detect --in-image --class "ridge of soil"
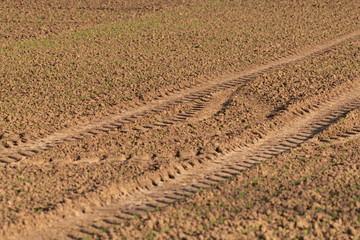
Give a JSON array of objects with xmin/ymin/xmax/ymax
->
[
  {"xmin": 1, "ymin": 0, "xmax": 359, "ymax": 144},
  {"xmin": 2, "ymin": 34, "xmax": 360, "ymax": 239},
  {"xmin": 106, "ymin": 114, "xmax": 360, "ymax": 239},
  {"xmin": 1, "ymin": 29, "xmax": 359, "ymax": 165},
  {"xmin": 18, "ymin": 79, "xmax": 360, "ymax": 240},
  {"xmin": 2, "ymin": 1, "xmax": 360, "ymax": 239}
]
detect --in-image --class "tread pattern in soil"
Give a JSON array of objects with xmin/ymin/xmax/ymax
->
[
  {"xmin": 21, "ymin": 80, "xmax": 360, "ymax": 240},
  {"xmin": 1, "ymin": 29, "xmax": 360, "ymax": 165}
]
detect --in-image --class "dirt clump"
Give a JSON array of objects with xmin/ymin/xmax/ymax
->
[
  {"xmin": 104, "ymin": 118, "xmax": 360, "ymax": 239},
  {"xmin": 1, "ymin": 0, "xmax": 360, "ymax": 239},
  {"xmin": 1, "ymin": 0, "xmax": 359, "ymax": 143},
  {"xmin": 2, "ymin": 37, "xmax": 360, "ymax": 238},
  {"xmin": 0, "ymin": 0, "xmax": 198, "ymax": 45}
]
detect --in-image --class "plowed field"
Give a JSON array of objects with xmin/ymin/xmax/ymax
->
[{"xmin": 1, "ymin": 0, "xmax": 360, "ymax": 239}]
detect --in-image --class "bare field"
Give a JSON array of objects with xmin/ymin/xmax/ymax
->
[
  {"xmin": 106, "ymin": 113, "xmax": 360, "ymax": 239},
  {"xmin": 1, "ymin": 0, "xmax": 360, "ymax": 239},
  {"xmin": 0, "ymin": 0, "xmax": 199, "ymax": 45},
  {"xmin": 1, "ymin": 0, "xmax": 359, "ymax": 142}
]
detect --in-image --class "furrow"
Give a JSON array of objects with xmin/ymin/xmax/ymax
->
[
  {"xmin": 19, "ymin": 81, "xmax": 360, "ymax": 240},
  {"xmin": 1, "ymin": 29, "xmax": 360, "ymax": 165},
  {"xmin": 319, "ymin": 125, "xmax": 360, "ymax": 144}
]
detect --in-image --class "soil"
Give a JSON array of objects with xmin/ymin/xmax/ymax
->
[
  {"xmin": 1, "ymin": 0, "xmax": 359, "ymax": 143},
  {"xmin": 1, "ymin": 0, "xmax": 360, "ymax": 239},
  {"xmin": 0, "ymin": 0, "xmax": 198, "ymax": 45},
  {"xmin": 106, "ymin": 115, "xmax": 360, "ymax": 240}
]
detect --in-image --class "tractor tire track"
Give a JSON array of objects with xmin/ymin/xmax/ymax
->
[
  {"xmin": 319, "ymin": 125, "xmax": 360, "ymax": 144},
  {"xmin": 17, "ymin": 81, "xmax": 360, "ymax": 240},
  {"xmin": 1, "ymin": 29, "xmax": 360, "ymax": 165}
]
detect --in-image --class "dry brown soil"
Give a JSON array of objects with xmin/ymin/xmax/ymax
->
[
  {"xmin": 105, "ymin": 111, "xmax": 360, "ymax": 240},
  {"xmin": 1, "ymin": 0, "xmax": 360, "ymax": 239},
  {"xmin": 1, "ymin": 0, "xmax": 359, "ymax": 142}
]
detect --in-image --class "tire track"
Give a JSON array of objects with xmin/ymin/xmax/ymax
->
[
  {"xmin": 319, "ymin": 125, "xmax": 360, "ymax": 143},
  {"xmin": 18, "ymin": 81, "xmax": 360, "ymax": 240},
  {"xmin": 1, "ymin": 29, "xmax": 360, "ymax": 165}
]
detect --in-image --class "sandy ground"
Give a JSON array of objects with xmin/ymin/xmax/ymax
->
[
  {"xmin": 107, "ymin": 112, "xmax": 360, "ymax": 239},
  {"xmin": 0, "ymin": 0, "xmax": 360, "ymax": 239}
]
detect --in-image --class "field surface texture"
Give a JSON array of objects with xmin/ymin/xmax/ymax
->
[{"xmin": 1, "ymin": 0, "xmax": 360, "ymax": 239}]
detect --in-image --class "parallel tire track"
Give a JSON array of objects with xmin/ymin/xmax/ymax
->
[
  {"xmin": 19, "ymin": 81, "xmax": 360, "ymax": 240},
  {"xmin": 1, "ymin": 29, "xmax": 360, "ymax": 165},
  {"xmin": 319, "ymin": 125, "xmax": 360, "ymax": 143}
]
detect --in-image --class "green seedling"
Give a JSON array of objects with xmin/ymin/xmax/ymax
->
[
  {"xmin": 34, "ymin": 208, "xmax": 42, "ymax": 213},
  {"xmin": 246, "ymin": 201, "xmax": 254, "ymax": 209},
  {"xmin": 146, "ymin": 233, "xmax": 155, "ymax": 239},
  {"xmin": 239, "ymin": 191, "xmax": 247, "ymax": 198},
  {"xmin": 315, "ymin": 207, "xmax": 323, "ymax": 212},
  {"xmin": 162, "ymin": 226, "xmax": 170, "ymax": 233}
]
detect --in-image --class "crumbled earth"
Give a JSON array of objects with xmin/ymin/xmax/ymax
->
[
  {"xmin": 106, "ymin": 120, "xmax": 360, "ymax": 239},
  {"xmin": 1, "ymin": 0, "xmax": 359, "ymax": 141},
  {"xmin": 0, "ymin": 0, "xmax": 199, "ymax": 45},
  {"xmin": 0, "ymin": 0, "xmax": 360, "ymax": 239}
]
